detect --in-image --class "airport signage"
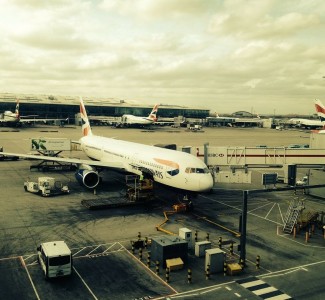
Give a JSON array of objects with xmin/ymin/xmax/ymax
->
[{"xmin": 31, "ymin": 138, "xmax": 71, "ymax": 151}]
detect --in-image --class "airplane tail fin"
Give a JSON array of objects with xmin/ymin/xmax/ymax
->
[
  {"xmin": 15, "ymin": 98, "xmax": 20, "ymax": 118},
  {"xmin": 315, "ymin": 99, "xmax": 325, "ymax": 122},
  {"xmin": 148, "ymin": 104, "xmax": 159, "ymax": 122},
  {"xmin": 79, "ymin": 97, "xmax": 92, "ymax": 136}
]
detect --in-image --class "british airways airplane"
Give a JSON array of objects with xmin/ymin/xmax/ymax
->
[
  {"xmin": 0, "ymin": 98, "xmax": 67, "ymax": 127},
  {"xmin": 1, "ymin": 97, "xmax": 214, "ymax": 194},
  {"xmin": 315, "ymin": 99, "xmax": 325, "ymax": 123},
  {"xmin": 118, "ymin": 104, "xmax": 159, "ymax": 127}
]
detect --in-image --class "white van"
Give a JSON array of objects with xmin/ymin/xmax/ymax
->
[{"xmin": 37, "ymin": 241, "xmax": 72, "ymax": 279}]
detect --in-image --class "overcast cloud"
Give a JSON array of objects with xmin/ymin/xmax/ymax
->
[{"xmin": 1, "ymin": 0, "xmax": 325, "ymax": 114}]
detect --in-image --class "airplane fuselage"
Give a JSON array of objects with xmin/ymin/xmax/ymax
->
[
  {"xmin": 0, "ymin": 111, "xmax": 19, "ymax": 123},
  {"xmin": 80, "ymin": 135, "xmax": 213, "ymax": 192},
  {"xmin": 121, "ymin": 115, "xmax": 154, "ymax": 126}
]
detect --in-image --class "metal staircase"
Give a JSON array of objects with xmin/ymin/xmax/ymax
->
[{"xmin": 283, "ymin": 199, "xmax": 305, "ymax": 234}]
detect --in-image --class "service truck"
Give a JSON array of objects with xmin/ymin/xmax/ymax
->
[
  {"xmin": 24, "ymin": 176, "xmax": 69, "ymax": 196},
  {"xmin": 37, "ymin": 241, "xmax": 72, "ymax": 279}
]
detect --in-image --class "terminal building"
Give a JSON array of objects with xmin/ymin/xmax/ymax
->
[
  {"xmin": 0, "ymin": 93, "xmax": 210, "ymax": 125},
  {"xmin": 0, "ymin": 92, "xmax": 277, "ymax": 128}
]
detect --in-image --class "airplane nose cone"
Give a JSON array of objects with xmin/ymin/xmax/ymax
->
[{"xmin": 199, "ymin": 175, "xmax": 214, "ymax": 192}]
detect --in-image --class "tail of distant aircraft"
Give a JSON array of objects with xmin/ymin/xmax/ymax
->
[
  {"xmin": 148, "ymin": 104, "xmax": 159, "ymax": 122},
  {"xmin": 80, "ymin": 97, "xmax": 92, "ymax": 136},
  {"xmin": 15, "ymin": 98, "xmax": 20, "ymax": 118},
  {"xmin": 315, "ymin": 99, "xmax": 325, "ymax": 122}
]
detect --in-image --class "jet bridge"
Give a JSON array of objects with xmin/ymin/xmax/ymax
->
[{"xmin": 200, "ymin": 147, "xmax": 325, "ymax": 166}]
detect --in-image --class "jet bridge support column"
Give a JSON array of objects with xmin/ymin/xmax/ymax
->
[
  {"xmin": 204, "ymin": 143, "xmax": 209, "ymax": 166},
  {"xmin": 239, "ymin": 190, "xmax": 248, "ymax": 266}
]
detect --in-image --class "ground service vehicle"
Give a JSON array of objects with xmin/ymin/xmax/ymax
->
[
  {"xmin": 24, "ymin": 177, "xmax": 69, "ymax": 196},
  {"xmin": 296, "ymin": 176, "xmax": 308, "ymax": 186},
  {"xmin": 0, "ymin": 147, "xmax": 18, "ymax": 161},
  {"xmin": 37, "ymin": 241, "xmax": 72, "ymax": 279}
]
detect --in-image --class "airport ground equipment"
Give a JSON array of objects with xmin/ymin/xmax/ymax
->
[
  {"xmin": 81, "ymin": 196, "xmax": 148, "ymax": 210},
  {"xmin": 283, "ymin": 199, "xmax": 305, "ymax": 234},
  {"xmin": 0, "ymin": 147, "xmax": 18, "ymax": 161},
  {"xmin": 296, "ymin": 176, "xmax": 308, "ymax": 186},
  {"xmin": 30, "ymin": 161, "xmax": 77, "ymax": 172},
  {"xmin": 37, "ymin": 241, "xmax": 72, "ymax": 279},
  {"xmin": 126, "ymin": 175, "xmax": 154, "ymax": 202},
  {"xmin": 156, "ymin": 203, "xmax": 191, "ymax": 235},
  {"xmin": 24, "ymin": 176, "xmax": 69, "ymax": 197},
  {"xmin": 82, "ymin": 176, "xmax": 154, "ymax": 209},
  {"xmin": 28, "ymin": 138, "xmax": 75, "ymax": 171}
]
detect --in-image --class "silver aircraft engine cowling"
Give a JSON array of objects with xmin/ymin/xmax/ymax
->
[{"xmin": 75, "ymin": 165, "xmax": 100, "ymax": 189}]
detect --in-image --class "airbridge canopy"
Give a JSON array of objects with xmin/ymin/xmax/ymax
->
[{"xmin": 203, "ymin": 147, "xmax": 325, "ymax": 166}]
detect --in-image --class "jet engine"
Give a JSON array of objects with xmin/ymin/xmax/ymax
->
[{"xmin": 75, "ymin": 165, "xmax": 100, "ymax": 189}]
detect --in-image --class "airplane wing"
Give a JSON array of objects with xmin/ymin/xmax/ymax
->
[{"xmin": 0, "ymin": 152, "xmax": 125, "ymax": 169}]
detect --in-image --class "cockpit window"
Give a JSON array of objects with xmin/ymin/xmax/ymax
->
[
  {"xmin": 185, "ymin": 167, "xmax": 210, "ymax": 174},
  {"xmin": 167, "ymin": 169, "xmax": 179, "ymax": 176}
]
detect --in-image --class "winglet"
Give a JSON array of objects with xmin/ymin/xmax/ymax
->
[{"xmin": 80, "ymin": 97, "xmax": 92, "ymax": 136}]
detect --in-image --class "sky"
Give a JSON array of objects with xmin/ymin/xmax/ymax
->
[{"xmin": 1, "ymin": 0, "xmax": 325, "ymax": 115}]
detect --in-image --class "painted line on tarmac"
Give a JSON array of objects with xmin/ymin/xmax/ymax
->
[
  {"xmin": 202, "ymin": 194, "xmax": 283, "ymax": 225},
  {"xmin": 155, "ymin": 282, "xmax": 234, "ymax": 299},
  {"xmin": 125, "ymin": 248, "xmax": 178, "ymax": 295},
  {"xmin": 102, "ymin": 242, "xmax": 118, "ymax": 254},
  {"xmin": 247, "ymin": 201, "xmax": 274, "ymax": 213},
  {"xmin": 265, "ymin": 203, "xmax": 277, "ymax": 219},
  {"xmin": 20, "ymin": 256, "xmax": 40, "ymax": 300},
  {"xmin": 261, "ymin": 259, "xmax": 325, "ymax": 279},
  {"xmin": 73, "ymin": 266, "xmax": 98, "ymax": 300},
  {"xmin": 277, "ymin": 232, "xmax": 325, "ymax": 249}
]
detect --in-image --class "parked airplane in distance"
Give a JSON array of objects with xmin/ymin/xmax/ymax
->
[
  {"xmin": 314, "ymin": 99, "xmax": 325, "ymax": 123},
  {"xmin": 0, "ymin": 99, "xmax": 67, "ymax": 127},
  {"xmin": 1, "ymin": 98, "xmax": 213, "ymax": 196},
  {"xmin": 117, "ymin": 104, "xmax": 159, "ymax": 127},
  {"xmin": 285, "ymin": 116, "xmax": 323, "ymax": 129},
  {"xmin": 0, "ymin": 100, "xmax": 20, "ymax": 126}
]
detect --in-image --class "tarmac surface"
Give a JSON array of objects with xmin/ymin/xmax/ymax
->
[{"xmin": 0, "ymin": 125, "xmax": 324, "ymax": 300}]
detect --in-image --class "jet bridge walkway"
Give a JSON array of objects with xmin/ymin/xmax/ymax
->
[{"xmin": 203, "ymin": 146, "xmax": 325, "ymax": 166}]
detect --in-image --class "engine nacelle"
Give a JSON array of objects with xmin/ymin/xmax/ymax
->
[{"xmin": 75, "ymin": 167, "xmax": 100, "ymax": 189}]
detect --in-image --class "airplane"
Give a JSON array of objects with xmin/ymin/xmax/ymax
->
[
  {"xmin": 285, "ymin": 101, "xmax": 324, "ymax": 129},
  {"xmin": 314, "ymin": 99, "xmax": 325, "ymax": 123},
  {"xmin": 284, "ymin": 117, "xmax": 323, "ymax": 129},
  {"xmin": 0, "ymin": 99, "xmax": 68, "ymax": 127},
  {"xmin": 0, "ymin": 100, "xmax": 20, "ymax": 126},
  {"xmin": 1, "ymin": 97, "xmax": 214, "ymax": 195},
  {"xmin": 282, "ymin": 99, "xmax": 325, "ymax": 130},
  {"xmin": 117, "ymin": 104, "xmax": 159, "ymax": 127}
]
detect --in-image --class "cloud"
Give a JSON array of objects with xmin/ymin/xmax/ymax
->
[
  {"xmin": 208, "ymin": 0, "xmax": 321, "ymax": 39},
  {"xmin": 0, "ymin": 0, "xmax": 325, "ymax": 114}
]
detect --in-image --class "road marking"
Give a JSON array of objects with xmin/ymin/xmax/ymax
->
[
  {"xmin": 87, "ymin": 244, "xmax": 102, "ymax": 255},
  {"xmin": 278, "ymin": 203, "xmax": 285, "ymax": 223},
  {"xmin": 241, "ymin": 279, "xmax": 264, "ymax": 288},
  {"xmin": 102, "ymin": 242, "xmax": 117, "ymax": 253},
  {"xmin": 265, "ymin": 203, "xmax": 276, "ymax": 219},
  {"xmin": 20, "ymin": 256, "xmax": 41, "ymax": 300},
  {"xmin": 202, "ymin": 195, "xmax": 283, "ymax": 225},
  {"xmin": 237, "ymin": 277, "xmax": 293, "ymax": 300},
  {"xmin": 73, "ymin": 266, "xmax": 98, "ymax": 300}
]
